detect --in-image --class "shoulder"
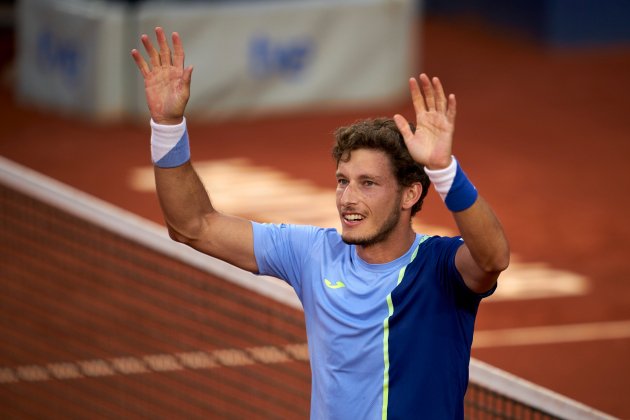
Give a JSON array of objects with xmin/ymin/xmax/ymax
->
[
  {"xmin": 419, "ymin": 235, "xmax": 496, "ymax": 298},
  {"xmin": 420, "ymin": 235, "xmax": 464, "ymax": 255},
  {"xmin": 252, "ymin": 222, "xmax": 342, "ymax": 248},
  {"xmin": 252, "ymin": 221, "xmax": 337, "ymax": 237},
  {"xmin": 411, "ymin": 235, "xmax": 465, "ymax": 277},
  {"xmin": 251, "ymin": 222, "xmax": 347, "ymax": 284}
]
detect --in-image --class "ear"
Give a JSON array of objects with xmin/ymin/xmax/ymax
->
[{"xmin": 401, "ymin": 183, "xmax": 422, "ymax": 211}]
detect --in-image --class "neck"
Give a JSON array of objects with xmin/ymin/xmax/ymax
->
[{"xmin": 355, "ymin": 226, "xmax": 417, "ymax": 265}]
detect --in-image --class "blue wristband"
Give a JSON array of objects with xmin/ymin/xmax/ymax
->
[{"xmin": 424, "ymin": 157, "xmax": 478, "ymax": 212}]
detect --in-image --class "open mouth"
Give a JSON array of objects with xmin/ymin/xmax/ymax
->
[{"xmin": 342, "ymin": 213, "xmax": 365, "ymax": 224}]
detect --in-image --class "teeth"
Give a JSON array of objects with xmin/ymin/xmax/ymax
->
[{"xmin": 344, "ymin": 214, "xmax": 364, "ymax": 221}]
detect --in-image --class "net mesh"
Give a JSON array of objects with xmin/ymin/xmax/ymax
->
[
  {"xmin": 0, "ymin": 163, "xmax": 610, "ymax": 419},
  {"xmin": 465, "ymin": 383, "xmax": 559, "ymax": 419},
  {"xmin": 0, "ymin": 182, "xmax": 310, "ymax": 419}
]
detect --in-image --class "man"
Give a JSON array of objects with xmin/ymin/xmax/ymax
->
[{"xmin": 132, "ymin": 27, "xmax": 509, "ymax": 419}]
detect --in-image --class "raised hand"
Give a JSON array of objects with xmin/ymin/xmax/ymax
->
[
  {"xmin": 393, "ymin": 74, "xmax": 457, "ymax": 170},
  {"xmin": 131, "ymin": 27, "xmax": 193, "ymax": 125}
]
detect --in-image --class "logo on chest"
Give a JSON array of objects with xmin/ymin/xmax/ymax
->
[{"xmin": 324, "ymin": 279, "xmax": 346, "ymax": 289}]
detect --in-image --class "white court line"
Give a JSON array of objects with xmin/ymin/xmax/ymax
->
[
  {"xmin": 473, "ymin": 320, "xmax": 630, "ymax": 348},
  {"xmin": 0, "ymin": 343, "xmax": 310, "ymax": 384},
  {"xmin": 2, "ymin": 320, "xmax": 629, "ymax": 384}
]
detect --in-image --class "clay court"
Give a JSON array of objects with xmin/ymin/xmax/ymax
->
[{"xmin": 1, "ymin": 11, "xmax": 630, "ymax": 419}]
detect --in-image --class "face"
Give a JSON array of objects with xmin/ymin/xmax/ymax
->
[{"xmin": 335, "ymin": 149, "xmax": 404, "ymax": 247}]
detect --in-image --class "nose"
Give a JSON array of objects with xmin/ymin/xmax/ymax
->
[{"xmin": 338, "ymin": 182, "xmax": 358, "ymax": 206}]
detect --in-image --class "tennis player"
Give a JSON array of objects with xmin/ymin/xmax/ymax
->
[{"xmin": 132, "ymin": 27, "xmax": 510, "ymax": 419}]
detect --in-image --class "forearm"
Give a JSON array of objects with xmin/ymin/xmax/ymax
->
[
  {"xmin": 154, "ymin": 162, "xmax": 215, "ymax": 243},
  {"xmin": 452, "ymin": 196, "xmax": 510, "ymax": 273}
]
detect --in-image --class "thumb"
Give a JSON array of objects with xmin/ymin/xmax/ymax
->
[
  {"xmin": 183, "ymin": 65, "xmax": 193, "ymax": 85},
  {"xmin": 393, "ymin": 114, "xmax": 414, "ymax": 142}
]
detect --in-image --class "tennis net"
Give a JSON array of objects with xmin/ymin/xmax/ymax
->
[{"xmin": 0, "ymin": 157, "xmax": 614, "ymax": 419}]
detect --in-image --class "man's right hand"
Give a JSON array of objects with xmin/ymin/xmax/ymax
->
[{"xmin": 131, "ymin": 27, "xmax": 193, "ymax": 125}]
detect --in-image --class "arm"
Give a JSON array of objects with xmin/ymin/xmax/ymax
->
[
  {"xmin": 131, "ymin": 27, "xmax": 258, "ymax": 273},
  {"xmin": 393, "ymin": 74, "xmax": 509, "ymax": 293}
]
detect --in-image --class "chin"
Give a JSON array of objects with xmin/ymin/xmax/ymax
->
[
  {"xmin": 341, "ymin": 218, "xmax": 399, "ymax": 247},
  {"xmin": 341, "ymin": 234, "xmax": 360, "ymax": 245},
  {"xmin": 341, "ymin": 231, "xmax": 379, "ymax": 247},
  {"xmin": 340, "ymin": 228, "xmax": 361, "ymax": 244}
]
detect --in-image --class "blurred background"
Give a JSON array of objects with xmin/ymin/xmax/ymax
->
[{"xmin": 1, "ymin": 0, "xmax": 630, "ymax": 418}]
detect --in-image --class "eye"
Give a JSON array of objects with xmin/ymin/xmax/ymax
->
[
  {"xmin": 363, "ymin": 180, "xmax": 375, "ymax": 187},
  {"xmin": 337, "ymin": 178, "xmax": 348, "ymax": 186}
]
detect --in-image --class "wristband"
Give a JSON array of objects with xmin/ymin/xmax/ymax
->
[
  {"xmin": 151, "ymin": 118, "xmax": 190, "ymax": 168},
  {"xmin": 424, "ymin": 156, "xmax": 478, "ymax": 212}
]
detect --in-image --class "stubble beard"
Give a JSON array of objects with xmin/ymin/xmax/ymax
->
[{"xmin": 341, "ymin": 203, "xmax": 401, "ymax": 248}]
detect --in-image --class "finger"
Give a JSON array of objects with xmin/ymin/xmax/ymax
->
[
  {"xmin": 393, "ymin": 114, "xmax": 414, "ymax": 142},
  {"xmin": 183, "ymin": 65, "xmax": 193, "ymax": 85},
  {"xmin": 432, "ymin": 76, "xmax": 447, "ymax": 113},
  {"xmin": 172, "ymin": 32, "xmax": 185, "ymax": 69},
  {"xmin": 409, "ymin": 77, "xmax": 427, "ymax": 117},
  {"xmin": 446, "ymin": 94, "xmax": 457, "ymax": 124},
  {"xmin": 131, "ymin": 49, "xmax": 150, "ymax": 77},
  {"xmin": 419, "ymin": 73, "xmax": 436, "ymax": 111},
  {"xmin": 141, "ymin": 34, "xmax": 160, "ymax": 68},
  {"xmin": 155, "ymin": 27, "xmax": 172, "ymax": 66}
]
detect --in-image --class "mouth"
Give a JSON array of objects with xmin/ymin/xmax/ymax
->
[{"xmin": 342, "ymin": 213, "xmax": 365, "ymax": 226}]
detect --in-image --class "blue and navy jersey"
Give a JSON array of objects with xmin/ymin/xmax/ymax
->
[{"xmin": 252, "ymin": 222, "xmax": 495, "ymax": 420}]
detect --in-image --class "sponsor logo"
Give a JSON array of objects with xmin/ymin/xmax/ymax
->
[
  {"xmin": 324, "ymin": 279, "xmax": 345, "ymax": 289},
  {"xmin": 36, "ymin": 29, "xmax": 84, "ymax": 88},
  {"xmin": 249, "ymin": 35, "xmax": 314, "ymax": 80}
]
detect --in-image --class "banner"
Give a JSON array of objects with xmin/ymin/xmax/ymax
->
[
  {"xmin": 17, "ymin": 0, "xmax": 417, "ymax": 120},
  {"xmin": 135, "ymin": 0, "xmax": 416, "ymax": 119},
  {"xmin": 17, "ymin": 0, "xmax": 128, "ymax": 119}
]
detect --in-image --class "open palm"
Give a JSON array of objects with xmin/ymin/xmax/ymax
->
[
  {"xmin": 394, "ymin": 74, "xmax": 456, "ymax": 170},
  {"xmin": 131, "ymin": 27, "xmax": 193, "ymax": 125}
]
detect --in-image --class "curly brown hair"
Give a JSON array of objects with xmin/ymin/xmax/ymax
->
[{"xmin": 332, "ymin": 118, "xmax": 430, "ymax": 216}]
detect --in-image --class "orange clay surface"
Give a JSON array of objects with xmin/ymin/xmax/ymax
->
[{"xmin": 1, "ymin": 17, "xmax": 629, "ymax": 418}]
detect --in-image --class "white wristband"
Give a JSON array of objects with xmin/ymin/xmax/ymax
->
[{"xmin": 150, "ymin": 118, "xmax": 190, "ymax": 168}]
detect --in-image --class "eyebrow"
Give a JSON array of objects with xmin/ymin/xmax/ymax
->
[{"xmin": 335, "ymin": 172, "xmax": 385, "ymax": 182}]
